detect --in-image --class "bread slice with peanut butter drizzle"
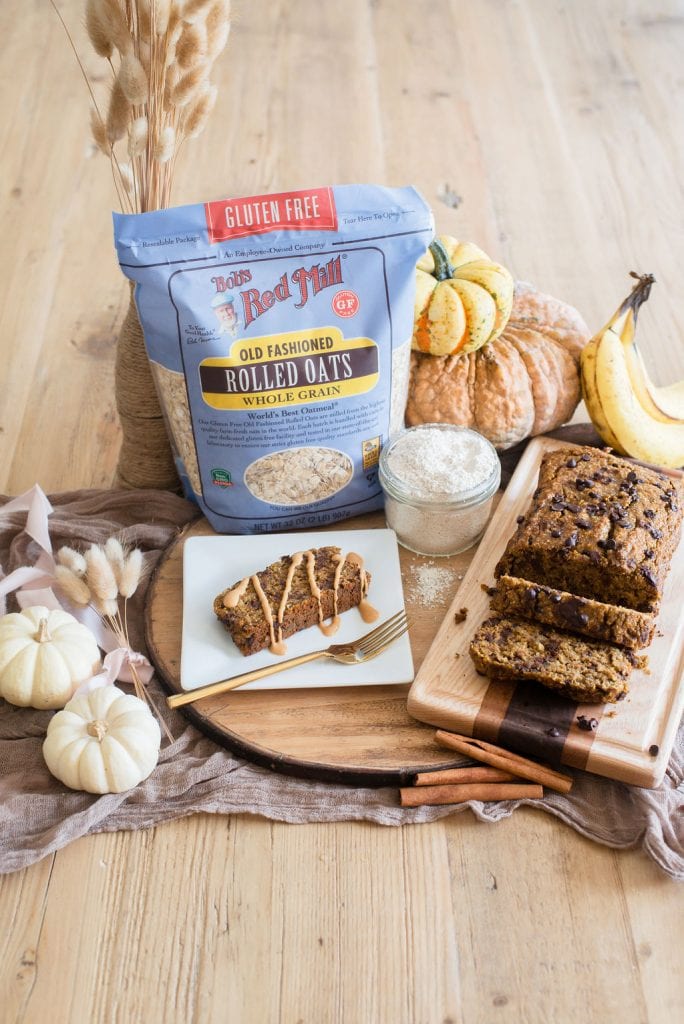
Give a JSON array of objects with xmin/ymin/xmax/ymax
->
[{"xmin": 213, "ymin": 546, "xmax": 376, "ymax": 657}]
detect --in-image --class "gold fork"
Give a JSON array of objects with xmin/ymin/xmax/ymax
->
[{"xmin": 166, "ymin": 610, "xmax": 410, "ymax": 709}]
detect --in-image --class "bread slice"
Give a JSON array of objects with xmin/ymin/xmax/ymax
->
[
  {"xmin": 491, "ymin": 575, "xmax": 656, "ymax": 651},
  {"xmin": 213, "ymin": 546, "xmax": 369, "ymax": 656},
  {"xmin": 469, "ymin": 616, "xmax": 646, "ymax": 704}
]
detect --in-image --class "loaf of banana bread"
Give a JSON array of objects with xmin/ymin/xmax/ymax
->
[
  {"xmin": 213, "ymin": 546, "xmax": 369, "ymax": 656},
  {"xmin": 491, "ymin": 574, "xmax": 656, "ymax": 650},
  {"xmin": 469, "ymin": 615, "xmax": 645, "ymax": 703},
  {"xmin": 495, "ymin": 447, "xmax": 683, "ymax": 611}
]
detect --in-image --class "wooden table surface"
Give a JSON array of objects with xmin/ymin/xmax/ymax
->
[{"xmin": 1, "ymin": 2, "xmax": 683, "ymax": 1021}]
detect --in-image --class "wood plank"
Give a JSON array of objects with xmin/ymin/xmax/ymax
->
[
  {"xmin": 524, "ymin": 0, "xmax": 684, "ymax": 372},
  {"xmin": 446, "ymin": 812, "xmax": 654, "ymax": 1023},
  {"xmin": 621, "ymin": 843, "xmax": 684, "ymax": 1020},
  {"xmin": 5, "ymin": 812, "xmax": 679, "ymax": 1024},
  {"xmin": 0, "ymin": 856, "xmax": 55, "ymax": 1023},
  {"xmin": 0, "ymin": 1, "xmax": 121, "ymax": 493}
]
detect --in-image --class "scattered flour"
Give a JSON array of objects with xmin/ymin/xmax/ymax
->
[{"xmin": 407, "ymin": 562, "xmax": 460, "ymax": 607}]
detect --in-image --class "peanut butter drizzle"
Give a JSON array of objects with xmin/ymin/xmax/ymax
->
[
  {"xmin": 249, "ymin": 573, "xmax": 277, "ymax": 652},
  {"xmin": 222, "ymin": 575, "xmax": 251, "ymax": 609},
  {"xmin": 273, "ymin": 551, "xmax": 305, "ymax": 655},
  {"xmin": 346, "ymin": 551, "xmax": 379, "ymax": 623},
  {"xmin": 304, "ymin": 549, "xmax": 326, "ymax": 634},
  {"xmin": 319, "ymin": 551, "xmax": 347, "ymax": 637},
  {"xmin": 221, "ymin": 547, "xmax": 377, "ymax": 658}
]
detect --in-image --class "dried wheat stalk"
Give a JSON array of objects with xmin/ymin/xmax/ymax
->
[
  {"xmin": 55, "ymin": 538, "xmax": 174, "ymax": 743},
  {"xmin": 54, "ymin": 0, "xmax": 232, "ymax": 213}
]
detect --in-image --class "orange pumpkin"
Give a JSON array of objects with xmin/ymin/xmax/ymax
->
[{"xmin": 407, "ymin": 282, "xmax": 590, "ymax": 448}]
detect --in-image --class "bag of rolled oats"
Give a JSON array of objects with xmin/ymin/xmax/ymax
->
[{"xmin": 114, "ymin": 185, "xmax": 433, "ymax": 533}]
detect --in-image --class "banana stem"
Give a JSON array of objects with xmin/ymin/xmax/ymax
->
[
  {"xmin": 619, "ymin": 272, "xmax": 656, "ymax": 324},
  {"xmin": 429, "ymin": 239, "xmax": 455, "ymax": 282}
]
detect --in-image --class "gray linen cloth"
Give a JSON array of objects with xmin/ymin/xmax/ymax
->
[{"xmin": 0, "ymin": 485, "xmax": 682, "ymax": 879}]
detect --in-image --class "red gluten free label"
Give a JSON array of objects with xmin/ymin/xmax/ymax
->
[
  {"xmin": 205, "ymin": 188, "xmax": 338, "ymax": 243},
  {"xmin": 332, "ymin": 289, "xmax": 360, "ymax": 318}
]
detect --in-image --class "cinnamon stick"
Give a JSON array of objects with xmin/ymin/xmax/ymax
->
[
  {"xmin": 400, "ymin": 782, "xmax": 544, "ymax": 807},
  {"xmin": 434, "ymin": 730, "xmax": 573, "ymax": 794},
  {"xmin": 414, "ymin": 766, "xmax": 517, "ymax": 787}
]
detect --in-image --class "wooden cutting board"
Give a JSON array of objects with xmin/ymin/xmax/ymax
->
[
  {"xmin": 407, "ymin": 437, "xmax": 684, "ymax": 788},
  {"xmin": 145, "ymin": 512, "xmax": 478, "ymax": 786}
]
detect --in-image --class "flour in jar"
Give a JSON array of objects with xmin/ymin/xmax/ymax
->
[
  {"xmin": 379, "ymin": 424, "xmax": 501, "ymax": 556},
  {"xmin": 384, "ymin": 426, "xmax": 499, "ymax": 500}
]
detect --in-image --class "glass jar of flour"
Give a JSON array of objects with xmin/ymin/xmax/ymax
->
[{"xmin": 378, "ymin": 424, "xmax": 501, "ymax": 556}]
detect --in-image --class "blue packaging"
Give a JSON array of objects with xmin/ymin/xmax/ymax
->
[{"xmin": 114, "ymin": 184, "xmax": 433, "ymax": 533}]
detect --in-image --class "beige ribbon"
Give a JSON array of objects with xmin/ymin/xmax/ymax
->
[{"xmin": 0, "ymin": 484, "xmax": 153, "ymax": 686}]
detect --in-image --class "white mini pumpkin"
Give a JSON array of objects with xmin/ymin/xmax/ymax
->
[
  {"xmin": 0, "ymin": 605, "xmax": 101, "ymax": 709},
  {"xmin": 43, "ymin": 686, "xmax": 161, "ymax": 793}
]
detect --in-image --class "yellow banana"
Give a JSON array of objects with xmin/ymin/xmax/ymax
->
[
  {"xmin": 606, "ymin": 273, "xmax": 684, "ymax": 423},
  {"xmin": 653, "ymin": 380, "xmax": 684, "ymax": 418},
  {"xmin": 580, "ymin": 336, "xmax": 624, "ymax": 451},
  {"xmin": 592, "ymin": 316, "xmax": 684, "ymax": 469},
  {"xmin": 581, "ymin": 273, "xmax": 684, "ymax": 467},
  {"xmin": 624, "ymin": 336, "xmax": 684, "ymax": 422}
]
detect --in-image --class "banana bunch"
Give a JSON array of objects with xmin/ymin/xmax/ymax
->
[{"xmin": 581, "ymin": 273, "xmax": 684, "ymax": 469}]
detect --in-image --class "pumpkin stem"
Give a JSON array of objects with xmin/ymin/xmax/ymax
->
[
  {"xmin": 36, "ymin": 618, "xmax": 51, "ymax": 643},
  {"xmin": 621, "ymin": 272, "xmax": 655, "ymax": 323},
  {"xmin": 429, "ymin": 239, "xmax": 455, "ymax": 283},
  {"xmin": 87, "ymin": 720, "xmax": 108, "ymax": 742}
]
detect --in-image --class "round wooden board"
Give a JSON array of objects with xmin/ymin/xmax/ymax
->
[{"xmin": 145, "ymin": 514, "xmax": 474, "ymax": 786}]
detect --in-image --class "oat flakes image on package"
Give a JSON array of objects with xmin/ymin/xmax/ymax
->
[{"xmin": 244, "ymin": 447, "xmax": 353, "ymax": 506}]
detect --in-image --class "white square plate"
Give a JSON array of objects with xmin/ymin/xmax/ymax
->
[{"xmin": 181, "ymin": 529, "xmax": 414, "ymax": 690}]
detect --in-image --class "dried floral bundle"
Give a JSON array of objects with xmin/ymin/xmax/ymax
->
[
  {"xmin": 55, "ymin": 538, "xmax": 173, "ymax": 741},
  {"xmin": 55, "ymin": 0, "xmax": 231, "ymax": 213}
]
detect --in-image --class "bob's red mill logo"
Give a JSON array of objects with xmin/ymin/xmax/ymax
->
[
  {"xmin": 204, "ymin": 187, "xmax": 338, "ymax": 242},
  {"xmin": 212, "ymin": 254, "xmax": 343, "ymax": 328}
]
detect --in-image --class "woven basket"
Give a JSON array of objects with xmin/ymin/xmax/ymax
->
[{"xmin": 114, "ymin": 289, "xmax": 180, "ymax": 491}]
